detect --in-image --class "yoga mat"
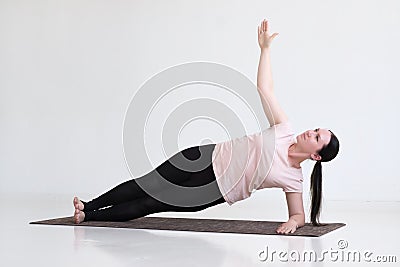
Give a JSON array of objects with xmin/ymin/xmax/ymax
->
[{"xmin": 30, "ymin": 216, "xmax": 345, "ymax": 237}]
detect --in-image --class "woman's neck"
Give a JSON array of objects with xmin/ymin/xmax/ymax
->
[{"xmin": 288, "ymin": 143, "xmax": 309, "ymax": 168}]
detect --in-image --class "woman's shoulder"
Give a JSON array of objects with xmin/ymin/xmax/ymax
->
[{"xmin": 262, "ymin": 121, "xmax": 295, "ymax": 140}]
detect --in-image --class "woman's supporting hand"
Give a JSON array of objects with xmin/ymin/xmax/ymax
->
[
  {"xmin": 276, "ymin": 219, "xmax": 299, "ymax": 234},
  {"xmin": 258, "ymin": 19, "xmax": 279, "ymax": 50}
]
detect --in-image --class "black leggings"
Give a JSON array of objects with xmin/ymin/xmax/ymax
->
[{"xmin": 82, "ymin": 143, "xmax": 226, "ymax": 222}]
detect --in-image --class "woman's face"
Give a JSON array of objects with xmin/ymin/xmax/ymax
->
[{"xmin": 295, "ymin": 128, "xmax": 332, "ymax": 159}]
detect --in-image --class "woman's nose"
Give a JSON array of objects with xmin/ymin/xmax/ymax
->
[{"xmin": 308, "ymin": 131, "xmax": 316, "ymax": 138}]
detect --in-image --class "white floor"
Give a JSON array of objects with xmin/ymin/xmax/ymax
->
[{"xmin": 1, "ymin": 193, "xmax": 399, "ymax": 267}]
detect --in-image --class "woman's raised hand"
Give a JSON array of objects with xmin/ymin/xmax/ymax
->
[{"xmin": 257, "ymin": 19, "xmax": 279, "ymax": 50}]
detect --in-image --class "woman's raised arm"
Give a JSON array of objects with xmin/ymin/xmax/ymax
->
[
  {"xmin": 257, "ymin": 19, "xmax": 279, "ymax": 92},
  {"xmin": 256, "ymin": 19, "xmax": 287, "ymax": 126}
]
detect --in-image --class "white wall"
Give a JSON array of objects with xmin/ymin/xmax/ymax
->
[{"xmin": 1, "ymin": 0, "xmax": 399, "ymax": 203}]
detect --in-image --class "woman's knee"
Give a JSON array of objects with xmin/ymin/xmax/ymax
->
[{"xmin": 139, "ymin": 196, "xmax": 172, "ymax": 214}]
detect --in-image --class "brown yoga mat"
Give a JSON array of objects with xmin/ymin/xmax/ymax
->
[{"xmin": 30, "ymin": 216, "xmax": 345, "ymax": 237}]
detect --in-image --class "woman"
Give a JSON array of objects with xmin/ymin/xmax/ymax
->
[{"xmin": 73, "ymin": 19, "xmax": 340, "ymax": 235}]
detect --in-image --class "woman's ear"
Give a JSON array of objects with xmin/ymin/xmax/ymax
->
[{"xmin": 311, "ymin": 154, "xmax": 321, "ymax": 161}]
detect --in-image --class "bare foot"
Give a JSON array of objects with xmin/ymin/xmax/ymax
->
[
  {"xmin": 74, "ymin": 209, "xmax": 85, "ymax": 224},
  {"xmin": 73, "ymin": 196, "xmax": 84, "ymax": 211}
]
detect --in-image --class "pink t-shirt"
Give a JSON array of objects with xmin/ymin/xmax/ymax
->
[{"xmin": 211, "ymin": 121, "xmax": 303, "ymax": 205}]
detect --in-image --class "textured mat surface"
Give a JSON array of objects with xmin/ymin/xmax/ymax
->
[{"xmin": 30, "ymin": 216, "xmax": 345, "ymax": 237}]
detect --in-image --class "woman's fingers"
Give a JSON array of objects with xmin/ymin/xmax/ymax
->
[
  {"xmin": 283, "ymin": 228, "xmax": 291, "ymax": 234},
  {"xmin": 276, "ymin": 225, "xmax": 285, "ymax": 234},
  {"xmin": 276, "ymin": 224, "xmax": 296, "ymax": 234},
  {"xmin": 271, "ymin": 32, "xmax": 279, "ymax": 40},
  {"xmin": 259, "ymin": 19, "xmax": 269, "ymax": 33}
]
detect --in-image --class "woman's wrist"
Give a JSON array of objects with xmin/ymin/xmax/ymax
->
[{"xmin": 260, "ymin": 47, "xmax": 271, "ymax": 53}]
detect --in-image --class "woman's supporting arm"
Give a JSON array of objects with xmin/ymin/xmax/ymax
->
[
  {"xmin": 285, "ymin": 192, "xmax": 305, "ymax": 227},
  {"xmin": 276, "ymin": 192, "xmax": 305, "ymax": 234}
]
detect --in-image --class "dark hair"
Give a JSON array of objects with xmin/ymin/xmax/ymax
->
[{"xmin": 310, "ymin": 130, "xmax": 340, "ymax": 226}]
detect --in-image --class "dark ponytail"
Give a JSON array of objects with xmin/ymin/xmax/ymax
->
[
  {"xmin": 310, "ymin": 130, "xmax": 340, "ymax": 226},
  {"xmin": 310, "ymin": 160, "xmax": 323, "ymax": 225}
]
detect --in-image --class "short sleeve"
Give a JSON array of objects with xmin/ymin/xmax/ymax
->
[
  {"xmin": 274, "ymin": 121, "xmax": 295, "ymax": 139},
  {"xmin": 282, "ymin": 182, "xmax": 303, "ymax": 193}
]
